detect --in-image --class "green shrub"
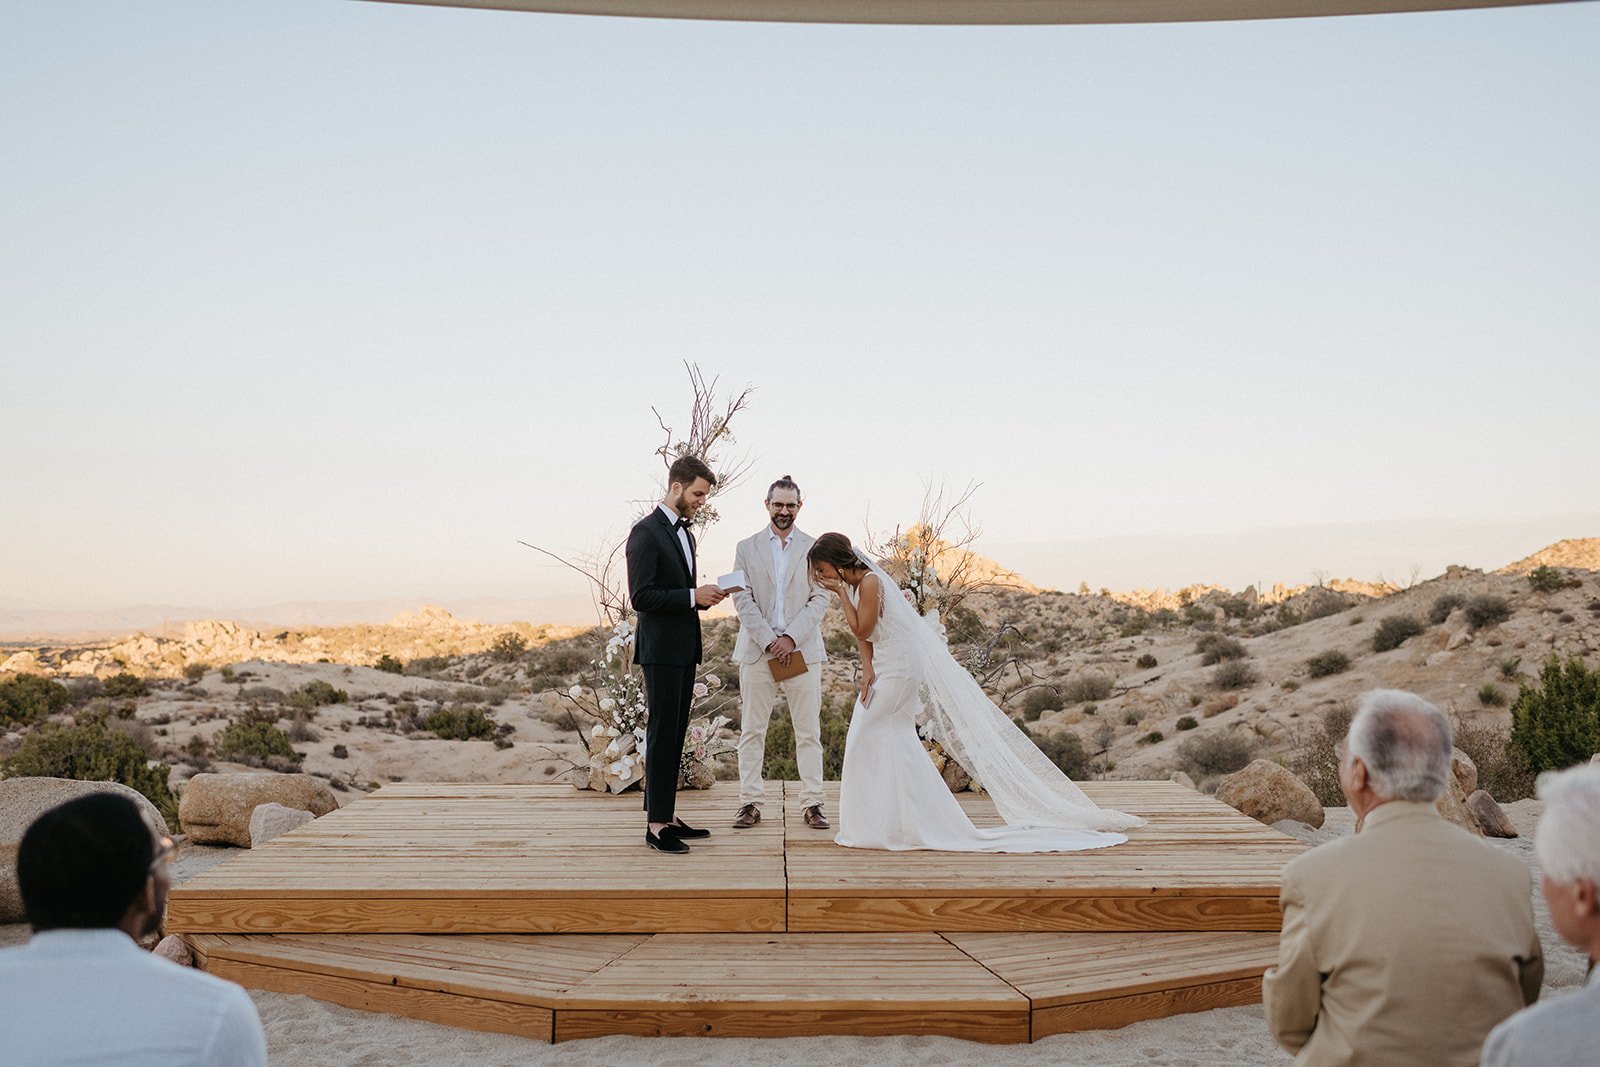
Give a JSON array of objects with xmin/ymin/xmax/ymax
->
[
  {"xmin": 1428, "ymin": 593, "xmax": 1466, "ymax": 625},
  {"xmin": 0, "ymin": 674, "xmax": 71, "ymax": 727},
  {"xmin": 1466, "ymin": 595, "xmax": 1512, "ymax": 630},
  {"xmin": 765, "ymin": 699, "xmax": 851, "ymax": 780},
  {"xmin": 1195, "ymin": 634, "xmax": 1247, "ymax": 666},
  {"xmin": 2, "ymin": 720, "xmax": 177, "ymax": 826},
  {"xmin": 1015, "ymin": 722, "xmax": 1091, "ymax": 778},
  {"xmin": 183, "ymin": 662, "xmax": 209, "ymax": 682},
  {"xmin": 1372, "ymin": 615, "xmax": 1425, "ymax": 653},
  {"xmin": 1062, "ymin": 672, "xmax": 1114, "ymax": 703},
  {"xmin": 240, "ymin": 686, "xmax": 287, "ymax": 705},
  {"xmin": 489, "ymin": 632, "xmax": 528, "ymax": 662},
  {"xmin": 404, "ymin": 655, "xmax": 453, "ymax": 677},
  {"xmin": 1281, "ymin": 679, "xmax": 1301, "ymax": 692},
  {"xmin": 1289, "ymin": 702, "xmax": 1355, "ymax": 805},
  {"xmin": 1498, "ymin": 657, "xmax": 1522, "ymax": 680},
  {"xmin": 824, "ymin": 630, "xmax": 859, "ymax": 658},
  {"xmin": 102, "ymin": 672, "xmax": 149, "ymax": 698},
  {"xmin": 1175, "ymin": 715, "xmax": 1198, "ymax": 731},
  {"xmin": 374, "ymin": 654, "xmax": 404, "ymax": 674},
  {"xmin": 422, "ymin": 705, "xmax": 497, "ymax": 740},
  {"xmin": 1509, "ymin": 654, "xmax": 1600, "ymax": 774},
  {"xmin": 1305, "ymin": 651, "xmax": 1351, "ymax": 678},
  {"xmin": 1178, "ymin": 731, "xmax": 1254, "ymax": 778},
  {"xmin": 1452, "ymin": 712, "xmax": 1537, "ymax": 802},
  {"xmin": 288, "ymin": 680, "xmax": 348, "ymax": 710},
  {"xmin": 1212, "ymin": 660, "xmax": 1258, "ymax": 690},
  {"xmin": 1528, "ymin": 565, "xmax": 1581, "ymax": 593},
  {"xmin": 214, "ymin": 720, "xmax": 301, "ymax": 766},
  {"xmin": 1478, "ymin": 683, "xmax": 1507, "ymax": 708},
  {"xmin": 1140, "ymin": 730, "xmax": 1164, "ymax": 745},
  {"xmin": 1020, "ymin": 687, "xmax": 1063, "ymax": 721},
  {"xmin": 1135, "ymin": 654, "xmax": 1158, "ymax": 670}
]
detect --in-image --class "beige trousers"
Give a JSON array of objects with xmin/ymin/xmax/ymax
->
[{"xmin": 736, "ymin": 660, "xmax": 824, "ymax": 810}]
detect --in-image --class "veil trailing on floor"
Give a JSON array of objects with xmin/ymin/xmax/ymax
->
[{"xmin": 856, "ymin": 550, "xmax": 1145, "ymax": 834}]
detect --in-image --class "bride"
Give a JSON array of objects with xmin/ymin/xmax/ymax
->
[{"xmin": 808, "ymin": 532, "xmax": 1143, "ymax": 853}]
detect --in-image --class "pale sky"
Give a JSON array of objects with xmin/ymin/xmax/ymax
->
[{"xmin": 2, "ymin": 0, "xmax": 1597, "ymax": 626}]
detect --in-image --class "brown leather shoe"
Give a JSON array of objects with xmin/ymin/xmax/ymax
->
[
  {"xmin": 803, "ymin": 805, "xmax": 830, "ymax": 830},
  {"xmin": 733, "ymin": 803, "xmax": 760, "ymax": 829}
]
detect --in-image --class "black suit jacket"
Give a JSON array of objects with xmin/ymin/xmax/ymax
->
[{"xmin": 626, "ymin": 507, "xmax": 706, "ymax": 667}]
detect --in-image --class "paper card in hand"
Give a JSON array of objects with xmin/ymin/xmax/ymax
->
[
  {"xmin": 718, "ymin": 570, "xmax": 746, "ymax": 593},
  {"xmin": 768, "ymin": 651, "xmax": 808, "ymax": 681}
]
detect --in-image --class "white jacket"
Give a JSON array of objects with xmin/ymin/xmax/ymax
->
[{"xmin": 729, "ymin": 527, "xmax": 831, "ymax": 666}]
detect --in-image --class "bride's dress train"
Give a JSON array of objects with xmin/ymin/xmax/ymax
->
[{"xmin": 835, "ymin": 563, "xmax": 1143, "ymax": 854}]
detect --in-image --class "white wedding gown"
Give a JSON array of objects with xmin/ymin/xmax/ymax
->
[{"xmin": 835, "ymin": 564, "xmax": 1143, "ymax": 853}]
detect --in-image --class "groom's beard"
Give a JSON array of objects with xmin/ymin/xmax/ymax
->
[{"xmin": 770, "ymin": 513, "xmax": 794, "ymax": 531}]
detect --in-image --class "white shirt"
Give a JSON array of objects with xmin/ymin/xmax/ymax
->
[
  {"xmin": 656, "ymin": 503, "xmax": 696, "ymax": 607},
  {"xmin": 0, "ymin": 928, "xmax": 268, "ymax": 1067},
  {"xmin": 768, "ymin": 527, "xmax": 794, "ymax": 633}
]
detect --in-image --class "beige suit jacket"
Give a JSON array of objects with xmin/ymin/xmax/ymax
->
[
  {"xmin": 1262, "ymin": 801, "xmax": 1543, "ymax": 1067},
  {"xmin": 728, "ymin": 528, "xmax": 831, "ymax": 666}
]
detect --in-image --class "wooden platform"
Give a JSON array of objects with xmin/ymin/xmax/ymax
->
[
  {"xmin": 187, "ymin": 929, "xmax": 1281, "ymax": 1043},
  {"xmin": 167, "ymin": 780, "xmax": 1304, "ymax": 935}
]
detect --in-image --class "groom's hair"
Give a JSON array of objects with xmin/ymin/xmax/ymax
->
[
  {"xmin": 766, "ymin": 475, "xmax": 802, "ymax": 502},
  {"xmin": 666, "ymin": 455, "xmax": 715, "ymax": 490},
  {"xmin": 809, "ymin": 532, "xmax": 867, "ymax": 573},
  {"xmin": 18, "ymin": 793, "xmax": 156, "ymax": 931}
]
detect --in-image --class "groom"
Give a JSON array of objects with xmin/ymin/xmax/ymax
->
[
  {"xmin": 627, "ymin": 454, "xmax": 727, "ymax": 854},
  {"xmin": 729, "ymin": 475, "xmax": 832, "ymax": 831}
]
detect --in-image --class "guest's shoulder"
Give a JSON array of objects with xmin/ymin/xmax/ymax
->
[
  {"xmin": 1282, "ymin": 827, "xmax": 1362, "ymax": 883},
  {"xmin": 1485, "ymin": 985, "xmax": 1596, "ymax": 1063}
]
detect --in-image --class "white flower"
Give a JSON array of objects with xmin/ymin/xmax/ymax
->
[
  {"xmin": 693, "ymin": 683, "xmax": 709, "ymax": 699},
  {"xmin": 608, "ymin": 761, "xmax": 626, "ymax": 776},
  {"xmin": 568, "ymin": 685, "xmax": 582, "ymax": 699},
  {"xmin": 605, "ymin": 741, "xmax": 620, "ymax": 756},
  {"xmin": 621, "ymin": 753, "xmax": 636, "ymax": 768},
  {"xmin": 590, "ymin": 724, "xmax": 605, "ymax": 737},
  {"xmin": 599, "ymin": 697, "xmax": 616, "ymax": 712},
  {"xmin": 705, "ymin": 674, "xmax": 721, "ymax": 688},
  {"xmin": 633, "ymin": 727, "xmax": 647, "ymax": 742},
  {"xmin": 606, "ymin": 726, "xmax": 620, "ymax": 738}
]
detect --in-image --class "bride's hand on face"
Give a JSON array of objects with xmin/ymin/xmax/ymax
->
[{"xmin": 815, "ymin": 573, "xmax": 845, "ymax": 595}]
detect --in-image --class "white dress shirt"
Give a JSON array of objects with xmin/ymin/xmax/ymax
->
[
  {"xmin": 656, "ymin": 502, "xmax": 696, "ymax": 606},
  {"xmin": 768, "ymin": 527, "xmax": 794, "ymax": 633},
  {"xmin": 0, "ymin": 928, "xmax": 268, "ymax": 1067}
]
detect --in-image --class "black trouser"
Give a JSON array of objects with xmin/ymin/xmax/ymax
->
[{"xmin": 641, "ymin": 663, "xmax": 694, "ymax": 824}]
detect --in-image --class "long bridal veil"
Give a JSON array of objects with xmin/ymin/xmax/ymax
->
[{"xmin": 857, "ymin": 551, "xmax": 1145, "ymax": 834}]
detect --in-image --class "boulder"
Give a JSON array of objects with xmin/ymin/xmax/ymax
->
[
  {"xmin": 1434, "ymin": 750, "xmax": 1484, "ymax": 836},
  {"xmin": 1467, "ymin": 790, "xmax": 1518, "ymax": 838},
  {"xmin": 179, "ymin": 773, "xmax": 337, "ymax": 848},
  {"xmin": 940, "ymin": 757, "xmax": 972, "ymax": 793},
  {"xmin": 1168, "ymin": 770, "xmax": 1197, "ymax": 791},
  {"xmin": 1, "ymin": 778, "xmax": 170, "ymax": 923},
  {"xmin": 248, "ymin": 803, "xmax": 316, "ymax": 847},
  {"xmin": 1450, "ymin": 748, "xmax": 1479, "ymax": 796},
  {"xmin": 153, "ymin": 934, "xmax": 193, "ymax": 967},
  {"xmin": 1217, "ymin": 760, "xmax": 1325, "ymax": 829}
]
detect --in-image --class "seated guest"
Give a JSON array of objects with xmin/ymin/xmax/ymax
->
[
  {"xmin": 0, "ymin": 793, "xmax": 267, "ymax": 1066},
  {"xmin": 1482, "ymin": 763, "xmax": 1600, "ymax": 1066},
  {"xmin": 1262, "ymin": 689, "xmax": 1542, "ymax": 1066}
]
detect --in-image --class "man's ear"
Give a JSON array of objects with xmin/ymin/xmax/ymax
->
[
  {"xmin": 1348, "ymin": 756, "xmax": 1369, "ymax": 793},
  {"xmin": 1576, "ymin": 878, "xmax": 1598, "ymax": 919}
]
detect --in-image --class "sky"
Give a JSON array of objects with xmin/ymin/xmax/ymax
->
[{"xmin": 1, "ymin": 0, "xmax": 1596, "ymax": 626}]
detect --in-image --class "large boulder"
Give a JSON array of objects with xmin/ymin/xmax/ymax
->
[
  {"xmin": 1217, "ymin": 760, "xmax": 1325, "ymax": 829},
  {"xmin": 179, "ymin": 773, "xmax": 336, "ymax": 847},
  {"xmin": 248, "ymin": 803, "xmax": 316, "ymax": 847},
  {"xmin": 1467, "ymin": 789, "xmax": 1518, "ymax": 838},
  {"xmin": 1434, "ymin": 749, "xmax": 1484, "ymax": 836},
  {"xmin": 1, "ymin": 778, "xmax": 170, "ymax": 923}
]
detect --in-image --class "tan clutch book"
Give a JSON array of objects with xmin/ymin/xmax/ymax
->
[{"xmin": 767, "ymin": 651, "xmax": 808, "ymax": 681}]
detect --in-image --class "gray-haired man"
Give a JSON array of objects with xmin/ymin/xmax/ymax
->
[{"xmin": 1263, "ymin": 689, "xmax": 1543, "ymax": 1066}]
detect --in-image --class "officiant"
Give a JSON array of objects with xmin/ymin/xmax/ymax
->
[{"xmin": 728, "ymin": 476, "xmax": 833, "ymax": 831}]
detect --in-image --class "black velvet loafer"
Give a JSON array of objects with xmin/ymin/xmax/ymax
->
[
  {"xmin": 666, "ymin": 818, "xmax": 711, "ymax": 840},
  {"xmin": 646, "ymin": 828, "xmax": 690, "ymax": 854}
]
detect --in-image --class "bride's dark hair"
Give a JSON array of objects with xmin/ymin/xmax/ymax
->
[{"xmin": 808, "ymin": 532, "xmax": 868, "ymax": 573}]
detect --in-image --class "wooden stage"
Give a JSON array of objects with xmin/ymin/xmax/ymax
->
[{"xmin": 174, "ymin": 781, "xmax": 1301, "ymax": 1043}]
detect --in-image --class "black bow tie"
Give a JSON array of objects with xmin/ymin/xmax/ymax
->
[{"xmin": 674, "ymin": 517, "xmax": 690, "ymax": 531}]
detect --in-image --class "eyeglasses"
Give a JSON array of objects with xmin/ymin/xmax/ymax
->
[
  {"xmin": 150, "ymin": 835, "xmax": 176, "ymax": 873},
  {"xmin": 769, "ymin": 503, "xmax": 799, "ymax": 511}
]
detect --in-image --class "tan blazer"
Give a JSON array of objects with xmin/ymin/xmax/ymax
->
[
  {"xmin": 728, "ymin": 528, "xmax": 831, "ymax": 666},
  {"xmin": 1263, "ymin": 801, "xmax": 1543, "ymax": 1067}
]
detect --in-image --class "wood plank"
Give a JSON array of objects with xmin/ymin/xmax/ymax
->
[
  {"xmin": 789, "ymin": 894, "xmax": 1283, "ymax": 932},
  {"xmin": 1032, "ymin": 975, "xmax": 1265, "ymax": 1036},
  {"xmin": 554, "ymin": 1006, "xmax": 1029, "ymax": 1043}
]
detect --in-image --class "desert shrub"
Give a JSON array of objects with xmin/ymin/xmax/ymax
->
[
  {"xmin": 1178, "ymin": 731, "xmax": 1254, "ymax": 778},
  {"xmin": 63, "ymin": 677, "xmax": 104, "ymax": 705},
  {"xmin": 1281, "ymin": 680, "xmax": 1301, "ymax": 692},
  {"xmin": 1498, "ymin": 656, "xmax": 1522, "ymax": 680},
  {"xmin": 423, "ymin": 705, "xmax": 497, "ymax": 741},
  {"xmin": 1119, "ymin": 614, "xmax": 1148, "ymax": 638},
  {"xmin": 331, "ymin": 743, "xmax": 349, "ymax": 759},
  {"xmin": 1216, "ymin": 596, "xmax": 1254, "ymax": 620},
  {"xmin": 374, "ymin": 654, "xmax": 404, "ymax": 674},
  {"xmin": 1477, "ymin": 683, "xmax": 1506, "ymax": 707},
  {"xmin": 490, "ymin": 632, "xmax": 528, "ymax": 662},
  {"xmin": 824, "ymin": 630, "xmax": 860, "ymax": 658},
  {"xmin": 219, "ymin": 666, "xmax": 236, "ymax": 682},
  {"xmin": 286, "ymin": 712, "xmax": 321, "ymax": 743},
  {"xmin": 2, "ymin": 719, "xmax": 178, "ymax": 826},
  {"xmin": 1189, "ymin": 694, "xmax": 1203, "ymax": 707},
  {"xmin": 945, "ymin": 605, "xmax": 987, "ymax": 645},
  {"xmin": 1372, "ymin": 615, "xmax": 1425, "ymax": 653},
  {"xmin": 288, "ymin": 680, "xmax": 348, "ymax": 710},
  {"xmin": 101, "ymin": 672, "xmax": 149, "ymax": 698},
  {"xmin": 404, "ymin": 655, "xmax": 453, "ymax": 677},
  {"xmin": 1140, "ymin": 730, "xmax": 1164, "ymax": 745},
  {"xmin": 1290, "ymin": 701, "xmax": 1355, "ymax": 805},
  {"xmin": 1528, "ymin": 565, "xmax": 1581, "ymax": 593},
  {"xmin": 1305, "ymin": 651, "xmax": 1351, "ymax": 678},
  {"xmin": 1466, "ymin": 594, "xmax": 1512, "ymax": 630},
  {"xmin": 1428, "ymin": 593, "xmax": 1466, "ymax": 625},
  {"xmin": 183, "ymin": 662, "xmax": 209, "ymax": 682},
  {"xmin": 1299, "ymin": 593, "xmax": 1351, "ymax": 623},
  {"xmin": 1061, "ymin": 672, "xmax": 1114, "ymax": 703},
  {"xmin": 1015, "ymin": 722, "xmax": 1091, "ymax": 778},
  {"xmin": 0, "ymin": 674, "xmax": 71, "ymax": 727},
  {"xmin": 765, "ymin": 699, "xmax": 851, "ymax": 780},
  {"xmin": 1195, "ymin": 634, "xmax": 1247, "ymax": 666},
  {"xmin": 1135, "ymin": 654, "xmax": 1158, "ymax": 670},
  {"xmin": 1212, "ymin": 660, "xmax": 1258, "ymax": 690},
  {"xmin": 1123, "ymin": 712, "xmax": 1139, "ymax": 725},
  {"xmin": 1020, "ymin": 687, "xmax": 1063, "ymax": 722},
  {"xmin": 1509, "ymin": 654, "xmax": 1600, "ymax": 775},
  {"xmin": 1175, "ymin": 716, "xmax": 1198, "ymax": 731},
  {"xmin": 1452, "ymin": 712, "xmax": 1537, "ymax": 801},
  {"xmin": 214, "ymin": 720, "xmax": 301, "ymax": 766},
  {"xmin": 240, "ymin": 686, "xmax": 288, "ymax": 705}
]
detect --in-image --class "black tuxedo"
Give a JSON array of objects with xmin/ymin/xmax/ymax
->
[{"xmin": 626, "ymin": 506, "xmax": 708, "ymax": 823}]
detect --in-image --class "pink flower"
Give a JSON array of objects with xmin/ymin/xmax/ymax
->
[{"xmin": 693, "ymin": 682, "xmax": 709, "ymax": 699}]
